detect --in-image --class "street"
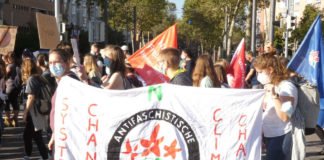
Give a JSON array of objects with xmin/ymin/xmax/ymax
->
[
  {"xmin": 0, "ymin": 112, "xmax": 51, "ymax": 160},
  {"xmin": 0, "ymin": 113, "xmax": 324, "ymax": 159}
]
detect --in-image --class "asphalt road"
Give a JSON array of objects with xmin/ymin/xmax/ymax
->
[{"xmin": 1, "ymin": 113, "xmax": 324, "ymax": 160}]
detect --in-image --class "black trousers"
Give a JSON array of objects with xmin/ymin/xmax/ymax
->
[
  {"xmin": 23, "ymin": 114, "xmax": 48, "ymax": 159},
  {"xmin": 4, "ymin": 87, "xmax": 20, "ymax": 111}
]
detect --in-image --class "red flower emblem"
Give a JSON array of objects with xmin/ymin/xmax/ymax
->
[
  {"xmin": 164, "ymin": 139, "xmax": 182, "ymax": 159},
  {"xmin": 122, "ymin": 139, "xmax": 138, "ymax": 160},
  {"xmin": 140, "ymin": 124, "xmax": 164, "ymax": 157}
]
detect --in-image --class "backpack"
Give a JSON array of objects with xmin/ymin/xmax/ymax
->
[
  {"xmin": 34, "ymin": 76, "xmax": 52, "ymax": 115},
  {"xmin": 290, "ymin": 78, "xmax": 320, "ymax": 135}
]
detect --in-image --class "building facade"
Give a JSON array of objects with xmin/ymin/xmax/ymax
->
[
  {"xmin": 66, "ymin": 0, "xmax": 104, "ymax": 42},
  {"xmin": 276, "ymin": 0, "xmax": 323, "ymax": 25},
  {"xmin": 257, "ymin": 0, "xmax": 323, "ymax": 53},
  {"xmin": 1, "ymin": 0, "xmax": 54, "ymax": 27}
]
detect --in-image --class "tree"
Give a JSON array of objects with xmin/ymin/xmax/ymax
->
[
  {"xmin": 180, "ymin": 0, "xmax": 246, "ymax": 58},
  {"xmin": 224, "ymin": 0, "xmax": 245, "ymax": 58},
  {"xmin": 245, "ymin": 0, "xmax": 252, "ymax": 50},
  {"xmin": 291, "ymin": 5, "xmax": 323, "ymax": 43},
  {"xmin": 76, "ymin": 0, "xmax": 174, "ymax": 50}
]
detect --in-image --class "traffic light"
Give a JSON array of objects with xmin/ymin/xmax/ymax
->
[
  {"xmin": 290, "ymin": 16, "xmax": 297, "ymax": 30},
  {"xmin": 287, "ymin": 15, "xmax": 297, "ymax": 30},
  {"xmin": 273, "ymin": 21, "xmax": 281, "ymax": 27}
]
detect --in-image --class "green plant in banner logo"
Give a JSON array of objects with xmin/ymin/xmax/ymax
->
[{"xmin": 148, "ymin": 86, "xmax": 162, "ymax": 101}]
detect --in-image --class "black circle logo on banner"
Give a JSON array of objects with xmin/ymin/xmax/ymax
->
[{"xmin": 107, "ymin": 109, "xmax": 200, "ymax": 160}]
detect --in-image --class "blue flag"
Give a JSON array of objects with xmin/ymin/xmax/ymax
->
[{"xmin": 287, "ymin": 15, "xmax": 324, "ymax": 127}]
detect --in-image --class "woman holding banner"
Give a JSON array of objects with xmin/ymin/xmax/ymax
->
[
  {"xmin": 253, "ymin": 54, "xmax": 298, "ymax": 160},
  {"xmin": 47, "ymin": 49, "xmax": 79, "ymax": 152}
]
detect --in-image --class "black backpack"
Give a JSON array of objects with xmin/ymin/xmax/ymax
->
[{"xmin": 34, "ymin": 76, "xmax": 52, "ymax": 115}]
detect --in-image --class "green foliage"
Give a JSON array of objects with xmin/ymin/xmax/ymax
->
[
  {"xmin": 179, "ymin": 0, "xmax": 246, "ymax": 53},
  {"xmin": 79, "ymin": 0, "xmax": 175, "ymax": 48},
  {"xmin": 274, "ymin": 27, "xmax": 284, "ymax": 52},
  {"xmin": 291, "ymin": 5, "xmax": 323, "ymax": 43},
  {"xmin": 105, "ymin": 0, "xmax": 174, "ymax": 32}
]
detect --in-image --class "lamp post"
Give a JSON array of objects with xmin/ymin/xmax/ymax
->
[
  {"xmin": 251, "ymin": 0, "xmax": 257, "ymax": 56},
  {"xmin": 269, "ymin": 0, "xmax": 276, "ymax": 44},
  {"xmin": 55, "ymin": 0, "xmax": 61, "ymax": 33}
]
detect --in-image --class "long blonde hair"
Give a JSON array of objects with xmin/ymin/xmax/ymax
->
[
  {"xmin": 83, "ymin": 54, "xmax": 101, "ymax": 76},
  {"xmin": 192, "ymin": 55, "xmax": 220, "ymax": 87},
  {"xmin": 21, "ymin": 59, "xmax": 40, "ymax": 84}
]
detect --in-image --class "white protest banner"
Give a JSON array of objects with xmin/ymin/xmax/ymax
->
[
  {"xmin": 70, "ymin": 38, "xmax": 81, "ymax": 66},
  {"xmin": 36, "ymin": 12, "xmax": 60, "ymax": 49},
  {"xmin": 0, "ymin": 25, "xmax": 17, "ymax": 55},
  {"xmin": 54, "ymin": 77, "xmax": 264, "ymax": 160}
]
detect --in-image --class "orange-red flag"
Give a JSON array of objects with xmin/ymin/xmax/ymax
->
[
  {"xmin": 228, "ymin": 39, "xmax": 246, "ymax": 88},
  {"xmin": 127, "ymin": 24, "xmax": 177, "ymax": 85}
]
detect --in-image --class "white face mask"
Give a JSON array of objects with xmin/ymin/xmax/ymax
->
[
  {"xmin": 105, "ymin": 67, "xmax": 111, "ymax": 76},
  {"xmin": 257, "ymin": 72, "xmax": 271, "ymax": 85}
]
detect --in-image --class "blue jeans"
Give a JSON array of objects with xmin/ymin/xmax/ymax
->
[{"xmin": 264, "ymin": 132, "xmax": 292, "ymax": 160}]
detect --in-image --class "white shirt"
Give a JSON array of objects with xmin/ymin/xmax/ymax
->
[
  {"xmin": 262, "ymin": 80, "xmax": 298, "ymax": 137},
  {"xmin": 200, "ymin": 76, "xmax": 214, "ymax": 88}
]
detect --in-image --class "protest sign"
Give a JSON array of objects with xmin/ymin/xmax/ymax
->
[
  {"xmin": 71, "ymin": 38, "xmax": 81, "ymax": 66},
  {"xmin": 0, "ymin": 25, "xmax": 17, "ymax": 55},
  {"xmin": 54, "ymin": 77, "xmax": 263, "ymax": 160},
  {"xmin": 36, "ymin": 12, "xmax": 60, "ymax": 49}
]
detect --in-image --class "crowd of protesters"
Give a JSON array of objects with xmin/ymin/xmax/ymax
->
[{"xmin": 0, "ymin": 41, "xmax": 321, "ymax": 160}]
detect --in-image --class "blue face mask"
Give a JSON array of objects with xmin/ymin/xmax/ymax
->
[
  {"xmin": 103, "ymin": 57, "xmax": 111, "ymax": 67},
  {"xmin": 49, "ymin": 63, "xmax": 65, "ymax": 77}
]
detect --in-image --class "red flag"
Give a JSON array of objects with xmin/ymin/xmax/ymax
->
[
  {"xmin": 228, "ymin": 39, "xmax": 246, "ymax": 88},
  {"xmin": 127, "ymin": 24, "xmax": 177, "ymax": 85}
]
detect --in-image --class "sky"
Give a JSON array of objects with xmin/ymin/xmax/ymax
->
[{"xmin": 168, "ymin": 0, "xmax": 184, "ymax": 18}]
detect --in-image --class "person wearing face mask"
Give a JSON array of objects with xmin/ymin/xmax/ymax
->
[
  {"xmin": 100, "ymin": 45, "xmax": 132, "ymax": 90},
  {"xmin": 90, "ymin": 43, "xmax": 104, "ymax": 75},
  {"xmin": 56, "ymin": 42, "xmax": 88, "ymax": 84},
  {"xmin": 159, "ymin": 48, "xmax": 192, "ymax": 86},
  {"xmin": 47, "ymin": 49, "xmax": 80, "ymax": 153},
  {"xmin": 253, "ymin": 54, "xmax": 298, "ymax": 160}
]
